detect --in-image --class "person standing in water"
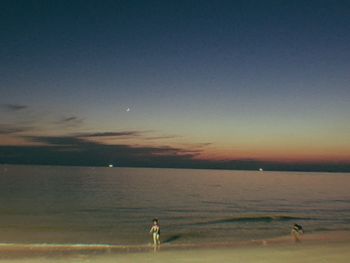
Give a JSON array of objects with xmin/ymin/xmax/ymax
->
[
  {"xmin": 291, "ymin": 223, "xmax": 304, "ymax": 242},
  {"xmin": 150, "ymin": 218, "xmax": 161, "ymax": 246}
]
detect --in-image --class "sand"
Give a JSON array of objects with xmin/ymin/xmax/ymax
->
[{"xmin": 0, "ymin": 231, "xmax": 349, "ymax": 262}]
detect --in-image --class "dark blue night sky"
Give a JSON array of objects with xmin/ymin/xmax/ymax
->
[{"xmin": 1, "ymin": 1, "xmax": 350, "ymax": 171}]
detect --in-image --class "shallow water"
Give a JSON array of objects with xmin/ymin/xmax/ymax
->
[{"xmin": 0, "ymin": 165, "xmax": 349, "ymax": 245}]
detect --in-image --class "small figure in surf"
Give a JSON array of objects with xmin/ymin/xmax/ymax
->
[
  {"xmin": 291, "ymin": 223, "xmax": 304, "ymax": 242},
  {"xmin": 150, "ymin": 218, "xmax": 160, "ymax": 246}
]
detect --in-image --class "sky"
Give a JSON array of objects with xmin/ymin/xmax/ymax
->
[{"xmin": 1, "ymin": 0, "xmax": 350, "ymax": 171}]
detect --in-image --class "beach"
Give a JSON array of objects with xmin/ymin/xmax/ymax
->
[{"xmin": 105, "ymin": 242, "xmax": 350, "ymax": 263}]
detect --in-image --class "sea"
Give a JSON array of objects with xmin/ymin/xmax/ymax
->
[{"xmin": 0, "ymin": 165, "xmax": 349, "ymax": 246}]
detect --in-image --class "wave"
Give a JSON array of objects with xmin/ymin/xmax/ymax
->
[
  {"xmin": 192, "ymin": 214, "xmax": 313, "ymax": 225},
  {"xmin": 0, "ymin": 242, "xmax": 150, "ymax": 253}
]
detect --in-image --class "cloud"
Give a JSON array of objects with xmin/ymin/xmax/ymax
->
[
  {"xmin": 62, "ymin": 117, "xmax": 79, "ymax": 122},
  {"xmin": 188, "ymin": 142, "xmax": 212, "ymax": 148},
  {"xmin": 1, "ymin": 134, "xmax": 201, "ymax": 167},
  {"xmin": 25, "ymin": 135, "xmax": 197, "ymax": 155},
  {"xmin": 144, "ymin": 135, "xmax": 180, "ymax": 140},
  {"xmin": 79, "ymin": 131, "xmax": 142, "ymax": 138},
  {"xmin": 2, "ymin": 104, "xmax": 28, "ymax": 111},
  {"xmin": 0, "ymin": 124, "xmax": 32, "ymax": 134},
  {"xmin": 1, "ymin": 130, "xmax": 349, "ymax": 172},
  {"xmin": 56, "ymin": 116, "xmax": 84, "ymax": 127},
  {"xmin": 27, "ymin": 135, "xmax": 89, "ymax": 146},
  {"xmin": 1, "ymin": 134, "xmax": 349, "ymax": 172}
]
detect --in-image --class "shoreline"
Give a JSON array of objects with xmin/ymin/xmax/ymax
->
[{"xmin": 0, "ymin": 230, "xmax": 349, "ymax": 258}]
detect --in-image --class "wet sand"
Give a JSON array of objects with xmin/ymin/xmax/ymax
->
[{"xmin": 0, "ymin": 231, "xmax": 349, "ymax": 262}]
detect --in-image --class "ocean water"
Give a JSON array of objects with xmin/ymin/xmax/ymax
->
[{"xmin": 0, "ymin": 165, "xmax": 349, "ymax": 246}]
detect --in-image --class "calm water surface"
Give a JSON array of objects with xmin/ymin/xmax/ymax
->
[{"xmin": 0, "ymin": 165, "xmax": 349, "ymax": 245}]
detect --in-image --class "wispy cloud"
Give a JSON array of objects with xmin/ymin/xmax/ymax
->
[
  {"xmin": 79, "ymin": 131, "xmax": 142, "ymax": 138},
  {"xmin": 144, "ymin": 135, "xmax": 180, "ymax": 140},
  {"xmin": 56, "ymin": 116, "xmax": 84, "ymax": 127},
  {"xmin": 2, "ymin": 104, "xmax": 28, "ymax": 111},
  {"xmin": 27, "ymin": 135, "xmax": 88, "ymax": 146},
  {"xmin": 190, "ymin": 142, "xmax": 212, "ymax": 148},
  {"xmin": 0, "ymin": 124, "xmax": 32, "ymax": 135},
  {"xmin": 25, "ymin": 135, "xmax": 197, "ymax": 155}
]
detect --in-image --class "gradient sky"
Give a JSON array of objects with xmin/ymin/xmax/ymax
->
[{"xmin": 1, "ymin": 0, "xmax": 350, "ymax": 171}]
